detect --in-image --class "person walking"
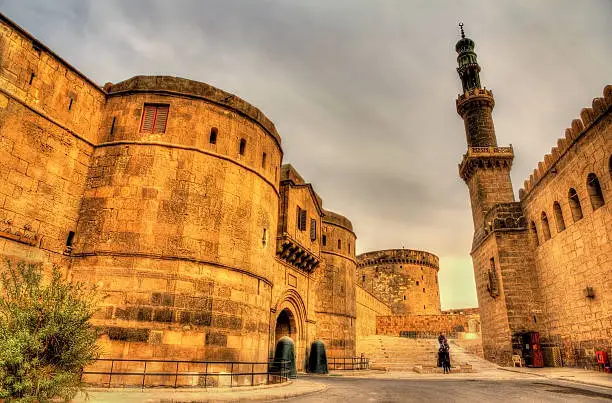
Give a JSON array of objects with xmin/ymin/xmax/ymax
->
[{"xmin": 442, "ymin": 345, "xmax": 451, "ymax": 374}]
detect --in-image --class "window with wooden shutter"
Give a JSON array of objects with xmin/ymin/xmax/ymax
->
[
  {"xmin": 310, "ymin": 218, "xmax": 316, "ymax": 241},
  {"xmin": 296, "ymin": 207, "xmax": 301, "ymax": 230},
  {"xmin": 140, "ymin": 104, "xmax": 169, "ymax": 133},
  {"xmin": 300, "ymin": 209, "xmax": 307, "ymax": 231},
  {"xmin": 296, "ymin": 206, "xmax": 307, "ymax": 231}
]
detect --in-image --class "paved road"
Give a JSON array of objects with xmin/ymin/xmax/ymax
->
[{"xmin": 280, "ymin": 376, "xmax": 612, "ymax": 402}]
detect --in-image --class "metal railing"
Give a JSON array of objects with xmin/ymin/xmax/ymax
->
[
  {"xmin": 327, "ymin": 357, "xmax": 369, "ymax": 371},
  {"xmin": 81, "ymin": 358, "xmax": 290, "ymax": 389}
]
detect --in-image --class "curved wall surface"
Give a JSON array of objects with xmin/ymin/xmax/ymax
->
[
  {"xmin": 356, "ymin": 249, "xmax": 441, "ymax": 315},
  {"xmin": 315, "ymin": 210, "xmax": 357, "ymax": 357},
  {"xmin": 70, "ymin": 77, "xmax": 283, "ymax": 362}
]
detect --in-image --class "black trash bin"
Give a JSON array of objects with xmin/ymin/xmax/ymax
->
[
  {"xmin": 308, "ymin": 340, "xmax": 328, "ymax": 374},
  {"xmin": 272, "ymin": 336, "xmax": 297, "ymax": 379}
]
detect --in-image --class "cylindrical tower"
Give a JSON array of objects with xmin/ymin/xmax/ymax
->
[
  {"xmin": 315, "ymin": 210, "xmax": 357, "ymax": 357},
  {"xmin": 69, "ymin": 76, "xmax": 283, "ymax": 364},
  {"xmin": 356, "ymin": 249, "xmax": 440, "ymax": 315}
]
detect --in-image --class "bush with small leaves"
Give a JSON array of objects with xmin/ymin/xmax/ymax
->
[{"xmin": 0, "ymin": 261, "xmax": 100, "ymax": 401}]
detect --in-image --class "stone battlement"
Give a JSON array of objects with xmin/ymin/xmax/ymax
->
[
  {"xmin": 356, "ymin": 249, "xmax": 439, "ymax": 269},
  {"xmin": 322, "ymin": 210, "xmax": 354, "ymax": 233},
  {"xmin": 455, "ymin": 88, "xmax": 495, "ymax": 114},
  {"xmin": 519, "ymin": 85, "xmax": 612, "ymax": 200}
]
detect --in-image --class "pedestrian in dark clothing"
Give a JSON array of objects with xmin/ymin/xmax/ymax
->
[
  {"xmin": 437, "ymin": 346, "xmax": 444, "ymax": 368},
  {"xmin": 438, "ymin": 333, "xmax": 446, "ymax": 348},
  {"xmin": 442, "ymin": 346, "xmax": 451, "ymax": 374}
]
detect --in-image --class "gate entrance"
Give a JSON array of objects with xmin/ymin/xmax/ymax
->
[{"xmin": 274, "ymin": 308, "xmax": 297, "ymax": 342}]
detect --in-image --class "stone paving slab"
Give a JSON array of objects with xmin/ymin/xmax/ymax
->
[{"xmin": 72, "ymin": 380, "xmax": 326, "ymax": 402}]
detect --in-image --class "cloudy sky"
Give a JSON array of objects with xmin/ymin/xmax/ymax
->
[{"xmin": 2, "ymin": 1, "xmax": 610, "ymax": 309}]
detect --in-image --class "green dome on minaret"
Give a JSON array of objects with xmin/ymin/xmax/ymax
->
[{"xmin": 455, "ymin": 23, "xmax": 482, "ymax": 93}]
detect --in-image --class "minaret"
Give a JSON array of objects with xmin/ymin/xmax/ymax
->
[{"xmin": 456, "ymin": 24, "xmax": 515, "ymax": 235}]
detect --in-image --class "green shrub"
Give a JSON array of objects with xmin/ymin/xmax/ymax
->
[{"xmin": 0, "ymin": 261, "xmax": 100, "ymax": 402}]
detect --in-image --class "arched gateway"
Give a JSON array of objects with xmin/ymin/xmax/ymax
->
[{"xmin": 271, "ymin": 290, "xmax": 307, "ymax": 370}]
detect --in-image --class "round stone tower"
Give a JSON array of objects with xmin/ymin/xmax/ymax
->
[
  {"xmin": 356, "ymin": 249, "xmax": 441, "ymax": 315},
  {"xmin": 69, "ymin": 76, "xmax": 283, "ymax": 363},
  {"xmin": 315, "ymin": 210, "xmax": 357, "ymax": 357}
]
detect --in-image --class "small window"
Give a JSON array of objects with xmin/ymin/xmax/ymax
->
[
  {"xmin": 262, "ymin": 228, "xmax": 267, "ymax": 246},
  {"xmin": 338, "ymin": 239, "xmax": 341, "ymax": 250},
  {"xmin": 568, "ymin": 188, "xmax": 583, "ymax": 222},
  {"xmin": 262, "ymin": 152, "xmax": 267, "ymax": 168},
  {"xmin": 239, "ymin": 138, "xmax": 246, "ymax": 155},
  {"xmin": 609, "ymin": 155, "xmax": 612, "ymax": 180},
  {"xmin": 587, "ymin": 173, "xmax": 605, "ymax": 210},
  {"xmin": 322, "ymin": 235, "xmax": 327, "ymax": 246},
  {"xmin": 362, "ymin": 274, "xmax": 366, "ymax": 282},
  {"xmin": 416, "ymin": 281, "xmax": 419, "ymax": 286},
  {"xmin": 68, "ymin": 98, "xmax": 73, "ymax": 111},
  {"xmin": 110, "ymin": 117, "xmax": 116, "ymax": 135},
  {"xmin": 141, "ymin": 104, "xmax": 169, "ymax": 133},
  {"xmin": 422, "ymin": 288, "xmax": 425, "ymax": 293},
  {"xmin": 421, "ymin": 275, "xmax": 424, "ymax": 280},
  {"xmin": 541, "ymin": 211, "xmax": 551, "ymax": 241},
  {"xmin": 348, "ymin": 243, "xmax": 351, "ymax": 254},
  {"xmin": 209, "ymin": 127, "xmax": 218, "ymax": 144},
  {"xmin": 531, "ymin": 221, "xmax": 539, "ymax": 246},
  {"xmin": 403, "ymin": 295, "xmax": 406, "ymax": 301},
  {"xmin": 424, "ymin": 305, "xmax": 426, "ymax": 310},
  {"xmin": 66, "ymin": 231, "xmax": 75, "ymax": 248},
  {"xmin": 553, "ymin": 202, "xmax": 565, "ymax": 232},
  {"xmin": 29, "ymin": 72, "xmax": 35, "ymax": 85},
  {"xmin": 310, "ymin": 218, "xmax": 317, "ymax": 241}
]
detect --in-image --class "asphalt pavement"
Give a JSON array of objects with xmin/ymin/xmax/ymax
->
[{"xmin": 280, "ymin": 375, "xmax": 612, "ymax": 402}]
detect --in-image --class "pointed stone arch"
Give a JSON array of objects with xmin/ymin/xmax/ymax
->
[{"xmin": 271, "ymin": 288, "xmax": 308, "ymax": 370}]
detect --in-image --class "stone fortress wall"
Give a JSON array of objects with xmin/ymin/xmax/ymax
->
[
  {"xmin": 517, "ymin": 86, "xmax": 612, "ymax": 366},
  {"xmin": 356, "ymin": 249, "xmax": 441, "ymax": 315},
  {"xmin": 0, "ymin": 15, "xmax": 105, "ymax": 266},
  {"xmin": 376, "ymin": 311, "xmax": 480, "ymax": 338},
  {"xmin": 355, "ymin": 286, "xmax": 393, "ymax": 338}
]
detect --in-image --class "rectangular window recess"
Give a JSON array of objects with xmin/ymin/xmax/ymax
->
[{"xmin": 141, "ymin": 104, "xmax": 169, "ymax": 133}]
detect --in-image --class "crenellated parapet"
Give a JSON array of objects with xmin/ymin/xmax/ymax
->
[
  {"xmin": 357, "ymin": 249, "xmax": 439, "ymax": 270},
  {"xmin": 519, "ymin": 85, "xmax": 612, "ymax": 200},
  {"xmin": 458, "ymin": 145, "xmax": 514, "ymax": 181},
  {"xmin": 456, "ymin": 88, "xmax": 495, "ymax": 117}
]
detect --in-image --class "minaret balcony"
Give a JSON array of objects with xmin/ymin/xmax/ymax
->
[{"xmin": 459, "ymin": 145, "xmax": 514, "ymax": 181}]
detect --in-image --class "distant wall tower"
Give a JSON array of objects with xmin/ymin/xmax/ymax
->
[{"xmin": 455, "ymin": 25, "xmax": 541, "ymax": 365}]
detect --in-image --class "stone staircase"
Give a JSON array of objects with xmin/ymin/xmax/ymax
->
[{"xmin": 357, "ymin": 335, "xmax": 495, "ymax": 373}]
